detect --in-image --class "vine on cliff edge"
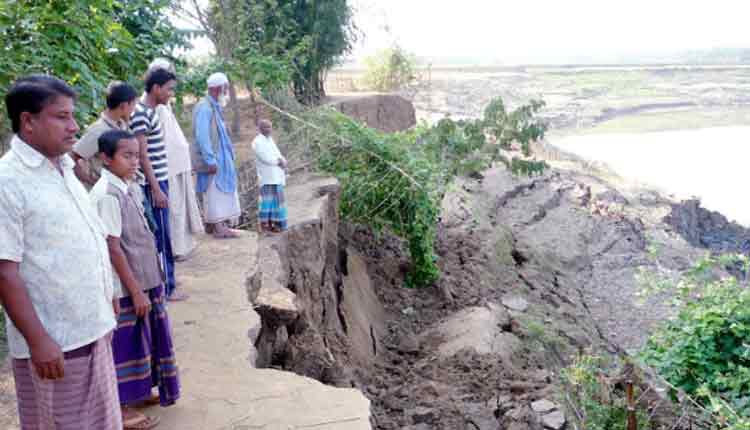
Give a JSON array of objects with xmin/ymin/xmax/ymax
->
[{"xmin": 304, "ymin": 97, "xmax": 546, "ymax": 287}]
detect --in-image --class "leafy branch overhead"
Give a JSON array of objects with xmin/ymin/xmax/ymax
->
[
  {"xmin": 286, "ymin": 96, "xmax": 548, "ymax": 288},
  {"xmin": 0, "ymin": 0, "xmax": 187, "ymax": 136}
]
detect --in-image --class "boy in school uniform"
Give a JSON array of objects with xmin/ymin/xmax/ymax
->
[{"xmin": 90, "ymin": 129, "xmax": 181, "ymax": 430}]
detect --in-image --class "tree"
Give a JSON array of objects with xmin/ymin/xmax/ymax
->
[
  {"xmin": 0, "ymin": 0, "xmax": 186, "ymax": 149},
  {"xmin": 239, "ymin": 0, "xmax": 357, "ymax": 104},
  {"xmin": 172, "ymin": 0, "xmax": 243, "ymax": 132},
  {"xmin": 362, "ymin": 45, "xmax": 417, "ymax": 92}
]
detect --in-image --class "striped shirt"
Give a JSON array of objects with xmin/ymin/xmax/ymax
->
[{"xmin": 130, "ymin": 102, "xmax": 169, "ymax": 182}]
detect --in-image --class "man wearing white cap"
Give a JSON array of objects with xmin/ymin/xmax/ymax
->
[
  {"xmin": 146, "ymin": 58, "xmax": 204, "ymax": 260},
  {"xmin": 191, "ymin": 72, "xmax": 241, "ymax": 238}
]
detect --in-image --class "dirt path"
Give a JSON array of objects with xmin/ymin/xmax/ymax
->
[{"xmin": 0, "ymin": 231, "xmax": 371, "ymax": 430}]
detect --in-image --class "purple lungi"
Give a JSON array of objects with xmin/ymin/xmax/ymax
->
[
  {"xmin": 112, "ymin": 285, "xmax": 180, "ymax": 406},
  {"xmin": 12, "ymin": 335, "xmax": 122, "ymax": 430}
]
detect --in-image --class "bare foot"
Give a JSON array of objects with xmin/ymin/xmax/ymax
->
[{"xmin": 167, "ymin": 291, "xmax": 189, "ymax": 302}]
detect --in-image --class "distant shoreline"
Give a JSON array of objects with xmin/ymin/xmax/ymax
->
[{"xmin": 333, "ymin": 63, "xmax": 750, "ymax": 73}]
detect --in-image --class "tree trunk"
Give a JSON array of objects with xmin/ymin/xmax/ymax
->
[
  {"xmin": 247, "ymin": 83, "xmax": 261, "ymax": 128},
  {"xmin": 228, "ymin": 80, "xmax": 240, "ymax": 135}
]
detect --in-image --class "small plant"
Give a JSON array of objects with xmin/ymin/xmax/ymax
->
[{"xmin": 560, "ymin": 355, "xmax": 649, "ymax": 430}]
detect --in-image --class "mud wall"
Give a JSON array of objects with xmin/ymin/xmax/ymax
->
[
  {"xmin": 331, "ymin": 94, "xmax": 417, "ymax": 133},
  {"xmin": 247, "ymin": 177, "xmax": 388, "ymax": 386}
]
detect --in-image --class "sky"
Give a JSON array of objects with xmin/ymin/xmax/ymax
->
[{"xmin": 349, "ymin": 0, "xmax": 750, "ymax": 64}]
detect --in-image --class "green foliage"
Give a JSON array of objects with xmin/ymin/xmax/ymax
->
[
  {"xmin": 362, "ymin": 45, "xmax": 416, "ymax": 92},
  {"xmin": 118, "ymin": 0, "xmax": 193, "ymax": 64},
  {"xmin": 0, "ymin": 0, "xmax": 185, "ymax": 135},
  {"xmin": 419, "ymin": 98, "xmax": 548, "ymax": 177},
  {"xmin": 233, "ymin": 0, "xmax": 357, "ymax": 103},
  {"xmin": 302, "ymin": 96, "xmax": 547, "ymax": 287},
  {"xmin": 641, "ymin": 254, "xmax": 750, "ymax": 427},
  {"xmin": 560, "ymin": 355, "xmax": 649, "ymax": 430},
  {"xmin": 313, "ymin": 110, "xmax": 441, "ymax": 287}
]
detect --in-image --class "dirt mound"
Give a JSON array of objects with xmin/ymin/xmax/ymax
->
[
  {"xmin": 665, "ymin": 198, "xmax": 750, "ymax": 254},
  {"xmin": 330, "ymin": 94, "xmax": 417, "ymax": 132}
]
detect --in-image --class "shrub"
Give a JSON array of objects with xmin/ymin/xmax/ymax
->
[
  {"xmin": 560, "ymin": 355, "xmax": 650, "ymax": 430},
  {"xmin": 641, "ymin": 254, "xmax": 750, "ymax": 427},
  {"xmin": 361, "ymin": 45, "xmax": 417, "ymax": 92}
]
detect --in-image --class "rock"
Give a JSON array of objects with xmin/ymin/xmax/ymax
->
[
  {"xmin": 414, "ymin": 381, "xmax": 450, "ymax": 398},
  {"xmin": 411, "ymin": 407, "xmax": 436, "ymax": 424},
  {"xmin": 401, "ymin": 306, "xmax": 416, "ymax": 316},
  {"xmin": 398, "ymin": 335, "xmax": 421, "ymax": 354},
  {"xmin": 541, "ymin": 410, "xmax": 566, "ymax": 430},
  {"xmin": 463, "ymin": 402, "xmax": 503, "ymax": 430},
  {"xmin": 505, "ymin": 407, "xmax": 527, "ymax": 421},
  {"xmin": 531, "ymin": 399, "xmax": 558, "ymax": 414},
  {"xmin": 503, "ymin": 295, "xmax": 530, "ymax": 312},
  {"xmin": 531, "ymin": 369, "xmax": 553, "ymax": 383},
  {"xmin": 421, "ymin": 304, "xmax": 520, "ymax": 360}
]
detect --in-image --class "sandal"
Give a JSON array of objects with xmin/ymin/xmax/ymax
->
[
  {"xmin": 123, "ymin": 415, "xmax": 160, "ymax": 430},
  {"xmin": 123, "ymin": 409, "xmax": 160, "ymax": 430}
]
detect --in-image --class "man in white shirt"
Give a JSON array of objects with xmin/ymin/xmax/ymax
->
[
  {"xmin": 0, "ymin": 75, "xmax": 122, "ymax": 429},
  {"xmin": 253, "ymin": 119, "xmax": 288, "ymax": 233}
]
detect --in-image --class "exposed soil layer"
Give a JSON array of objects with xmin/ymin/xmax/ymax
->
[
  {"xmin": 665, "ymin": 198, "xmax": 750, "ymax": 254},
  {"xmin": 339, "ymin": 164, "xmax": 705, "ymax": 429},
  {"xmin": 251, "ymin": 159, "xmax": 725, "ymax": 429},
  {"xmin": 245, "ymin": 94, "xmax": 750, "ymax": 429}
]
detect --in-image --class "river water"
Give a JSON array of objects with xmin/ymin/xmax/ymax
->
[{"xmin": 552, "ymin": 126, "xmax": 750, "ymax": 227}]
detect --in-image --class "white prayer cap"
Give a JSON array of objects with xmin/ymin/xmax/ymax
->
[
  {"xmin": 148, "ymin": 57, "xmax": 174, "ymax": 73},
  {"xmin": 207, "ymin": 72, "xmax": 229, "ymax": 88}
]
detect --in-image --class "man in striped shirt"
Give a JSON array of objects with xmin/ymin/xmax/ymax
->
[{"xmin": 130, "ymin": 68, "xmax": 185, "ymax": 301}]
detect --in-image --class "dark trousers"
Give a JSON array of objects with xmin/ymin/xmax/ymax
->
[{"xmin": 143, "ymin": 180, "xmax": 176, "ymax": 297}]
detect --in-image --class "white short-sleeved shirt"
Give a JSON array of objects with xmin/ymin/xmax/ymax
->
[
  {"xmin": 0, "ymin": 136, "xmax": 117, "ymax": 359},
  {"xmin": 90, "ymin": 169, "xmax": 150, "ymax": 298},
  {"xmin": 252, "ymin": 134, "xmax": 286, "ymax": 186}
]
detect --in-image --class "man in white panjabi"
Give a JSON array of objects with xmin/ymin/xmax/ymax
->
[
  {"xmin": 147, "ymin": 58, "xmax": 204, "ymax": 259},
  {"xmin": 253, "ymin": 119, "xmax": 288, "ymax": 233},
  {"xmin": 191, "ymin": 72, "xmax": 241, "ymax": 239}
]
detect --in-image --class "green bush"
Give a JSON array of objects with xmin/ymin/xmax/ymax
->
[
  {"xmin": 560, "ymin": 355, "xmax": 649, "ymax": 430},
  {"xmin": 361, "ymin": 45, "xmax": 417, "ymax": 92},
  {"xmin": 641, "ymin": 254, "xmax": 750, "ymax": 427}
]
